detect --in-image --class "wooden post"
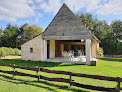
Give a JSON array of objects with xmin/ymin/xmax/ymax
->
[
  {"xmin": 13, "ymin": 64, "xmax": 15, "ymax": 77},
  {"xmin": 69, "ymin": 71, "xmax": 72, "ymax": 87},
  {"xmin": 36, "ymin": 66, "xmax": 40, "ymax": 82},
  {"xmin": 116, "ymin": 77, "xmax": 120, "ymax": 92}
]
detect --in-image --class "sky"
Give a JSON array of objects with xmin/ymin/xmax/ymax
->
[{"xmin": 0, "ymin": 0, "xmax": 122, "ymax": 30}]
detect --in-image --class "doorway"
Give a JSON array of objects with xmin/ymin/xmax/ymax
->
[{"xmin": 47, "ymin": 44, "xmax": 50, "ymax": 58}]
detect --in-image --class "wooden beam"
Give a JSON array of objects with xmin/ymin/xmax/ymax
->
[{"xmin": 60, "ymin": 42, "xmax": 85, "ymax": 45}]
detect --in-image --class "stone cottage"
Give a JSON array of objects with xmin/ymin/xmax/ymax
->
[{"xmin": 21, "ymin": 3, "xmax": 100, "ymax": 65}]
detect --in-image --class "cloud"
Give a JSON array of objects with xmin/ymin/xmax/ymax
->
[
  {"xmin": 35, "ymin": 13, "xmax": 43, "ymax": 22},
  {"xmin": 64, "ymin": 0, "xmax": 101, "ymax": 12},
  {"xmin": 97, "ymin": 0, "xmax": 122, "ymax": 15},
  {"xmin": 40, "ymin": 0, "xmax": 61, "ymax": 14},
  {"xmin": 0, "ymin": 0, "xmax": 35, "ymax": 22},
  {"xmin": 35, "ymin": 0, "xmax": 43, "ymax": 3}
]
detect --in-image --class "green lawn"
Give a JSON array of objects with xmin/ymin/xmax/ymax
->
[
  {"xmin": 1, "ymin": 56, "xmax": 21, "ymax": 59},
  {"xmin": 0, "ymin": 57, "xmax": 122, "ymax": 92}
]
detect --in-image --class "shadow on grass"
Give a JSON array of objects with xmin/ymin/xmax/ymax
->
[
  {"xmin": 0, "ymin": 74, "xmax": 89, "ymax": 92},
  {"xmin": 99, "ymin": 57, "xmax": 122, "ymax": 62},
  {"xmin": 0, "ymin": 59, "xmax": 84, "ymax": 67},
  {"xmin": 0, "ymin": 59, "xmax": 62, "ymax": 67}
]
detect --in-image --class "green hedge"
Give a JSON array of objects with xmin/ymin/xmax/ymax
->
[{"xmin": 0, "ymin": 47, "xmax": 21, "ymax": 57}]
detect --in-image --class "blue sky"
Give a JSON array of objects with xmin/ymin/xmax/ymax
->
[{"xmin": 0, "ymin": 0, "xmax": 122, "ymax": 30}]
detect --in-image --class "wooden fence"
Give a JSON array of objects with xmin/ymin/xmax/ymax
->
[{"xmin": 0, "ymin": 63, "xmax": 121, "ymax": 92}]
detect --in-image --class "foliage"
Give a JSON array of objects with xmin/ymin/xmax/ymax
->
[
  {"xmin": 1, "ymin": 23, "xmax": 19, "ymax": 48},
  {"xmin": 77, "ymin": 12, "xmax": 122, "ymax": 55},
  {"xmin": 0, "ymin": 23, "xmax": 43, "ymax": 48},
  {"xmin": 18, "ymin": 23, "xmax": 43, "ymax": 47},
  {"xmin": 116, "ymin": 42, "xmax": 122, "ymax": 54},
  {"xmin": 111, "ymin": 20, "xmax": 122, "ymax": 40},
  {"xmin": 14, "ymin": 48, "xmax": 21, "ymax": 56},
  {"xmin": 0, "ymin": 47, "xmax": 21, "ymax": 57},
  {"xmin": 97, "ymin": 47, "xmax": 104, "ymax": 57},
  {"xmin": 0, "ymin": 48, "xmax": 7, "ymax": 57}
]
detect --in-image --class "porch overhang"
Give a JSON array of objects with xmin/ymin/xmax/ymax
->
[{"xmin": 42, "ymin": 35, "xmax": 92, "ymax": 40}]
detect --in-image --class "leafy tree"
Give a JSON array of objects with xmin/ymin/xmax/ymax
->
[
  {"xmin": 0, "ymin": 27, "xmax": 3, "ymax": 46},
  {"xmin": 2, "ymin": 23, "xmax": 19, "ymax": 48},
  {"xmin": 116, "ymin": 42, "xmax": 122, "ymax": 54},
  {"xmin": 76, "ymin": 12, "xmax": 98, "ymax": 33},
  {"xmin": 76, "ymin": 12, "xmax": 119, "ymax": 55},
  {"xmin": 111, "ymin": 20, "xmax": 122, "ymax": 41},
  {"xmin": 18, "ymin": 24, "xmax": 43, "ymax": 46}
]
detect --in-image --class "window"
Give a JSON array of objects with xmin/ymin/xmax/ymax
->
[{"xmin": 30, "ymin": 48, "xmax": 33, "ymax": 53}]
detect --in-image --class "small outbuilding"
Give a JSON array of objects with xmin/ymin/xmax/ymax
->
[{"xmin": 21, "ymin": 3, "xmax": 100, "ymax": 65}]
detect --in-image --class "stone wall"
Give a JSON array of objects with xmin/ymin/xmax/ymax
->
[
  {"xmin": 21, "ymin": 35, "xmax": 42, "ymax": 61},
  {"xmin": 91, "ymin": 39, "xmax": 99, "ymax": 58}
]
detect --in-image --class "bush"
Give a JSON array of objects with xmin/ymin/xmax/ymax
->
[
  {"xmin": 0, "ymin": 47, "xmax": 21, "ymax": 57},
  {"xmin": 0, "ymin": 48, "xmax": 7, "ymax": 57},
  {"xmin": 97, "ymin": 47, "xmax": 104, "ymax": 57},
  {"xmin": 9, "ymin": 47, "xmax": 15, "ymax": 55},
  {"xmin": 14, "ymin": 48, "xmax": 21, "ymax": 56},
  {"xmin": 1, "ymin": 47, "xmax": 10, "ymax": 55}
]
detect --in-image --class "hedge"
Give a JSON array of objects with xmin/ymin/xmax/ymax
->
[{"xmin": 0, "ymin": 47, "xmax": 21, "ymax": 57}]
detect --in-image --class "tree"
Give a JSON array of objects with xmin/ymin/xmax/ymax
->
[
  {"xmin": 2, "ymin": 23, "xmax": 19, "ymax": 48},
  {"xmin": 0, "ymin": 27, "xmax": 3, "ymax": 46},
  {"xmin": 76, "ymin": 12, "xmax": 118, "ymax": 55},
  {"xmin": 18, "ymin": 24, "xmax": 43, "ymax": 46},
  {"xmin": 111, "ymin": 20, "xmax": 122, "ymax": 41},
  {"xmin": 76, "ymin": 12, "xmax": 98, "ymax": 33}
]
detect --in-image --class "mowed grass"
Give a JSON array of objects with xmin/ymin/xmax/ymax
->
[
  {"xmin": 1, "ymin": 56, "xmax": 21, "ymax": 59},
  {"xmin": 0, "ymin": 57, "xmax": 122, "ymax": 92}
]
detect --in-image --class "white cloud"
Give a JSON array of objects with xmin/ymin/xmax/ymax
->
[
  {"xmin": 97, "ymin": 0, "xmax": 122, "ymax": 15},
  {"xmin": 40, "ymin": 0, "xmax": 61, "ymax": 14},
  {"xmin": 35, "ymin": 13, "xmax": 43, "ymax": 22},
  {"xmin": 37, "ymin": 13, "xmax": 42, "ymax": 17},
  {"xmin": 64, "ymin": 0, "xmax": 101, "ymax": 12},
  {"xmin": 36, "ymin": 0, "xmax": 43, "ymax": 3},
  {"xmin": 0, "ymin": 0, "xmax": 35, "ymax": 22},
  {"xmin": 28, "ymin": 0, "xmax": 34, "ymax": 5}
]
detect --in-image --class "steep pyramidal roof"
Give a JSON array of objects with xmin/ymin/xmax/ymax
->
[{"xmin": 42, "ymin": 3, "xmax": 94, "ymax": 40}]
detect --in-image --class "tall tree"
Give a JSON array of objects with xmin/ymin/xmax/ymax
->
[
  {"xmin": 76, "ymin": 12, "xmax": 98, "ymax": 33},
  {"xmin": 0, "ymin": 27, "xmax": 3, "ymax": 46},
  {"xmin": 18, "ymin": 24, "xmax": 43, "ymax": 46},
  {"xmin": 111, "ymin": 20, "xmax": 122, "ymax": 41},
  {"xmin": 76, "ymin": 12, "xmax": 118, "ymax": 55},
  {"xmin": 2, "ymin": 23, "xmax": 19, "ymax": 48}
]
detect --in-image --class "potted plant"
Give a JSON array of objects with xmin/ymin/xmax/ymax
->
[{"xmin": 96, "ymin": 47, "xmax": 104, "ymax": 59}]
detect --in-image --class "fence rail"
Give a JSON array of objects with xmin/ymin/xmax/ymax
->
[{"xmin": 0, "ymin": 63, "xmax": 121, "ymax": 92}]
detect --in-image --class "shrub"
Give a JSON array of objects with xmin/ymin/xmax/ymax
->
[
  {"xmin": 0, "ymin": 48, "xmax": 7, "ymax": 57},
  {"xmin": 9, "ymin": 47, "xmax": 15, "ymax": 55},
  {"xmin": 14, "ymin": 48, "xmax": 21, "ymax": 56},
  {"xmin": 97, "ymin": 47, "xmax": 104, "ymax": 57},
  {"xmin": 1, "ymin": 47, "xmax": 10, "ymax": 55},
  {"xmin": 0, "ymin": 47, "xmax": 21, "ymax": 57}
]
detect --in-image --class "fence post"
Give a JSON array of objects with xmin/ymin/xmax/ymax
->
[
  {"xmin": 36, "ymin": 66, "xmax": 40, "ymax": 82},
  {"xmin": 116, "ymin": 77, "xmax": 120, "ymax": 92},
  {"xmin": 69, "ymin": 71, "xmax": 72, "ymax": 87},
  {"xmin": 13, "ymin": 64, "xmax": 15, "ymax": 77}
]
